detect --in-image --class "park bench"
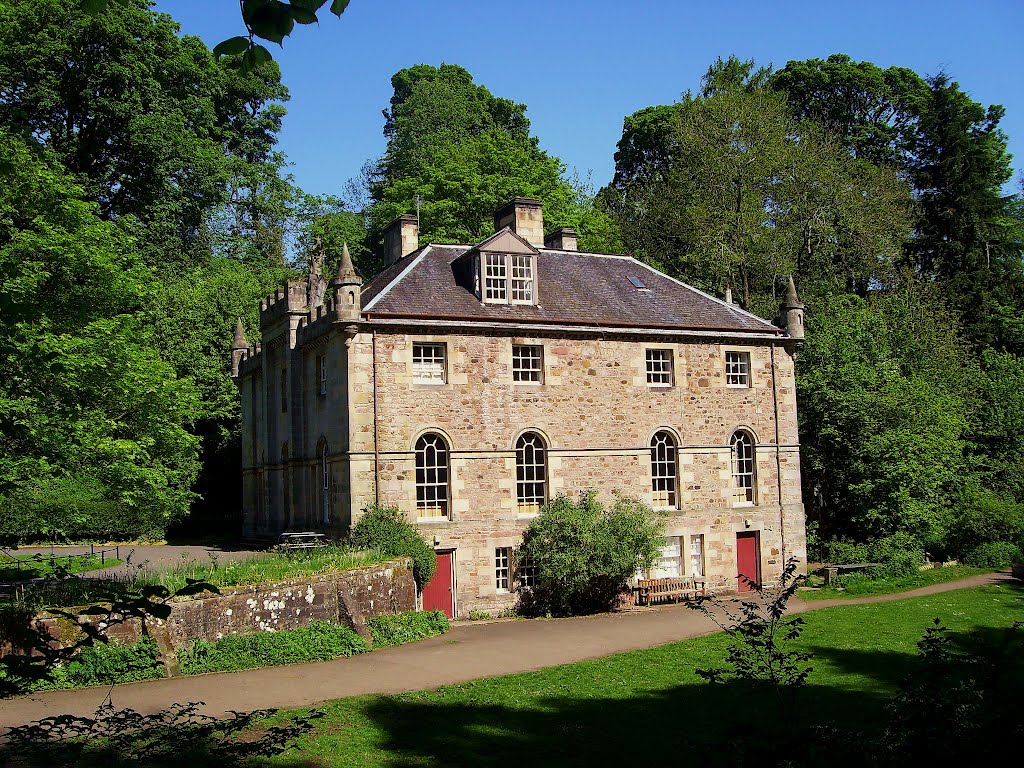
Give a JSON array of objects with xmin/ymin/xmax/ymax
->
[
  {"xmin": 277, "ymin": 532, "xmax": 328, "ymax": 550},
  {"xmin": 821, "ymin": 562, "xmax": 882, "ymax": 586},
  {"xmin": 634, "ymin": 575, "xmax": 706, "ymax": 606}
]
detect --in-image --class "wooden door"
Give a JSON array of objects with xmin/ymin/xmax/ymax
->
[
  {"xmin": 736, "ymin": 532, "xmax": 760, "ymax": 593},
  {"xmin": 422, "ymin": 550, "xmax": 455, "ymax": 618}
]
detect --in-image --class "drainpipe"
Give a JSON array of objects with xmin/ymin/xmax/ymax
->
[
  {"xmin": 372, "ymin": 327, "xmax": 380, "ymax": 507},
  {"xmin": 769, "ymin": 342, "xmax": 787, "ymax": 560}
]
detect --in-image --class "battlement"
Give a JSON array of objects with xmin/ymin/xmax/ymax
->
[
  {"xmin": 236, "ymin": 342, "xmax": 263, "ymax": 378},
  {"xmin": 259, "ymin": 280, "xmax": 309, "ymax": 329},
  {"xmin": 296, "ymin": 301, "xmax": 336, "ymax": 348}
]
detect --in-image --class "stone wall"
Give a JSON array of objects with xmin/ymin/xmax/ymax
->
[{"xmin": 10, "ymin": 558, "xmax": 415, "ymax": 666}]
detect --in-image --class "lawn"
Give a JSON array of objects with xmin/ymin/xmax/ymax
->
[
  {"xmin": 260, "ymin": 582, "xmax": 1022, "ymax": 767},
  {"xmin": 799, "ymin": 564, "xmax": 993, "ymax": 600},
  {"xmin": 0, "ymin": 553, "xmax": 121, "ymax": 582}
]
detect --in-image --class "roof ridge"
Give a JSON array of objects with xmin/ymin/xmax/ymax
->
[{"xmin": 362, "ymin": 246, "xmax": 434, "ymax": 312}]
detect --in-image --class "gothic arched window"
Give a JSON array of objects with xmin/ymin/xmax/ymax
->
[
  {"xmin": 651, "ymin": 431, "xmax": 678, "ymax": 509},
  {"xmin": 515, "ymin": 432, "xmax": 547, "ymax": 515},
  {"xmin": 415, "ymin": 433, "xmax": 450, "ymax": 518},
  {"xmin": 730, "ymin": 430, "xmax": 756, "ymax": 506}
]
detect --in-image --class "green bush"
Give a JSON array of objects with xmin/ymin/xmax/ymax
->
[
  {"xmin": 351, "ymin": 504, "xmax": 436, "ymax": 588},
  {"xmin": 962, "ymin": 541, "xmax": 1023, "ymax": 568},
  {"xmin": 871, "ymin": 533, "xmax": 925, "ymax": 577},
  {"xmin": 178, "ymin": 621, "xmax": 368, "ymax": 675},
  {"xmin": 946, "ymin": 490, "xmax": 1024, "ymax": 559},
  {"xmin": 36, "ymin": 636, "xmax": 164, "ymax": 690},
  {"xmin": 517, "ymin": 492, "xmax": 664, "ymax": 617},
  {"xmin": 822, "ymin": 539, "xmax": 872, "ymax": 565},
  {"xmin": 367, "ymin": 610, "xmax": 450, "ymax": 648}
]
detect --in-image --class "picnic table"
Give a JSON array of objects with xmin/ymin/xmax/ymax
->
[{"xmin": 277, "ymin": 532, "xmax": 328, "ymax": 550}]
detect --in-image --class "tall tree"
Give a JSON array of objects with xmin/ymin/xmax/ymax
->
[
  {"xmin": 0, "ymin": 0, "xmax": 291, "ymax": 269},
  {"xmin": 365, "ymin": 64, "xmax": 616, "ymax": 255},
  {"xmin": 0, "ymin": 131, "xmax": 200, "ymax": 541}
]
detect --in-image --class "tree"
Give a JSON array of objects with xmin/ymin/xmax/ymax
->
[
  {"xmin": 1, "ymin": 0, "xmax": 292, "ymax": 270},
  {"xmin": 908, "ymin": 74, "xmax": 1023, "ymax": 350},
  {"xmin": 796, "ymin": 289, "xmax": 975, "ymax": 543},
  {"xmin": 770, "ymin": 53, "xmax": 929, "ymax": 166},
  {"xmin": 607, "ymin": 70, "xmax": 912, "ymax": 313},
  {"xmin": 364, "ymin": 64, "xmax": 616, "ymax": 257},
  {"xmin": 0, "ymin": 131, "xmax": 200, "ymax": 541}
]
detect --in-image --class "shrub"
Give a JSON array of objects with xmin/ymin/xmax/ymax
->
[
  {"xmin": 821, "ymin": 539, "xmax": 871, "ymax": 565},
  {"xmin": 351, "ymin": 505, "xmax": 436, "ymax": 588},
  {"xmin": 946, "ymin": 490, "xmax": 1024, "ymax": 559},
  {"xmin": 178, "ymin": 621, "xmax": 368, "ymax": 675},
  {"xmin": 962, "ymin": 541, "xmax": 1023, "ymax": 568},
  {"xmin": 36, "ymin": 637, "xmax": 164, "ymax": 691},
  {"xmin": 367, "ymin": 610, "xmax": 451, "ymax": 648},
  {"xmin": 517, "ymin": 492, "xmax": 664, "ymax": 616},
  {"xmin": 871, "ymin": 532, "xmax": 925, "ymax": 577}
]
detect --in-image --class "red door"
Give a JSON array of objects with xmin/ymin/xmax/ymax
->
[
  {"xmin": 421, "ymin": 550, "xmax": 455, "ymax": 618},
  {"xmin": 736, "ymin": 532, "xmax": 760, "ymax": 593}
]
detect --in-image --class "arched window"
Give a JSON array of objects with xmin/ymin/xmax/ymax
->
[
  {"xmin": 415, "ymin": 433, "xmax": 449, "ymax": 518},
  {"xmin": 318, "ymin": 440, "xmax": 330, "ymax": 524},
  {"xmin": 730, "ymin": 430, "xmax": 756, "ymax": 506},
  {"xmin": 516, "ymin": 432, "xmax": 547, "ymax": 515},
  {"xmin": 650, "ymin": 431, "xmax": 678, "ymax": 509}
]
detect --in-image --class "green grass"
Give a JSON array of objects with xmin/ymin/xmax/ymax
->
[
  {"xmin": 3, "ymin": 546, "xmax": 391, "ymax": 609},
  {"xmin": 179, "ymin": 621, "xmax": 370, "ymax": 675},
  {"xmin": 800, "ymin": 564, "xmax": 993, "ymax": 600},
  {"xmin": 249, "ymin": 582, "xmax": 1023, "ymax": 767},
  {"xmin": 0, "ymin": 554, "xmax": 121, "ymax": 581}
]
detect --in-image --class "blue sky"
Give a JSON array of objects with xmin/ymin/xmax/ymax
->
[{"xmin": 156, "ymin": 0, "xmax": 1024, "ymax": 199}]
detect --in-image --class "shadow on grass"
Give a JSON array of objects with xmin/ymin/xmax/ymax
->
[{"xmin": 355, "ymin": 619, "xmax": 1024, "ymax": 768}]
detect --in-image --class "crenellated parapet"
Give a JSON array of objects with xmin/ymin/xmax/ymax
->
[
  {"xmin": 236, "ymin": 342, "xmax": 264, "ymax": 378},
  {"xmin": 296, "ymin": 302, "xmax": 336, "ymax": 348},
  {"xmin": 259, "ymin": 280, "xmax": 309, "ymax": 330}
]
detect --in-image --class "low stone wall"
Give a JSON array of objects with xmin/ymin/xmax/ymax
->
[{"xmin": 7, "ymin": 558, "xmax": 416, "ymax": 666}]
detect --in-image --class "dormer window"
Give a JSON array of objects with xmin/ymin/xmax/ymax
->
[{"xmin": 482, "ymin": 253, "xmax": 534, "ymax": 305}]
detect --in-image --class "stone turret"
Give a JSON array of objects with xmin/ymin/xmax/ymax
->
[
  {"xmin": 230, "ymin": 318, "xmax": 248, "ymax": 379},
  {"xmin": 332, "ymin": 242, "xmax": 362, "ymax": 323},
  {"xmin": 781, "ymin": 276, "xmax": 805, "ymax": 341}
]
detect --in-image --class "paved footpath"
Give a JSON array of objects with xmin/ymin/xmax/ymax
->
[{"xmin": 0, "ymin": 570, "xmax": 1013, "ymax": 731}]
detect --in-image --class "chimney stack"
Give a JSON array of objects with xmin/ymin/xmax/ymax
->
[
  {"xmin": 383, "ymin": 213, "xmax": 419, "ymax": 267},
  {"xmin": 494, "ymin": 198, "xmax": 544, "ymax": 247},
  {"xmin": 543, "ymin": 227, "xmax": 578, "ymax": 251}
]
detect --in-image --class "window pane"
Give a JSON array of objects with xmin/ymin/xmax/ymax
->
[
  {"xmin": 413, "ymin": 343, "xmax": 446, "ymax": 383},
  {"xmin": 731, "ymin": 431, "xmax": 755, "ymax": 505},
  {"xmin": 519, "ymin": 554, "xmax": 538, "ymax": 589},
  {"xmin": 485, "ymin": 253, "xmax": 507, "ymax": 301},
  {"xmin": 495, "ymin": 547, "xmax": 510, "ymax": 591},
  {"xmin": 415, "ymin": 433, "xmax": 449, "ymax": 517},
  {"xmin": 510, "ymin": 255, "xmax": 533, "ymax": 303},
  {"xmin": 725, "ymin": 351, "xmax": 750, "ymax": 386},
  {"xmin": 512, "ymin": 345, "xmax": 543, "ymax": 383},
  {"xmin": 516, "ymin": 432, "xmax": 546, "ymax": 514},
  {"xmin": 646, "ymin": 349, "xmax": 673, "ymax": 386},
  {"xmin": 690, "ymin": 534, "xmax": 704, "ymax": 577},
  {"xmin": 652, "ymin": 537, "xmax": 681, "ymax": 578},
  {"xmin": 650, "ymin": 431, "xmax": 677, "ymax": 508}
]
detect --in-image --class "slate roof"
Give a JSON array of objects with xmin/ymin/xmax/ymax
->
[{"xmin": 361, "ymin": 244, "xmax": 782, "ymax": 336}]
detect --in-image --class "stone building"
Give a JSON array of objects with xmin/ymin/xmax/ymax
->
[{"xmin": 232, "ymin": 198, "xmax": 807, "ymax": 618}]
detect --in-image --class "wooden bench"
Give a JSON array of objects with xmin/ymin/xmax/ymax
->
[
  {"xmin": 821, "ymin": 562, "xmax": 882, "ymax": 586},
  {"xmin": 277, "ymin": 532, "xmax": 328, "ymax": 550},
  {"xmin": 634, "ymin": 576, "xmax": 706, "ymax": 606}
]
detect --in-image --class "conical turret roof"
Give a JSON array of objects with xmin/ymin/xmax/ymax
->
[
  {"xmin": 784, "ymin": 276, "xmax": 803, "ymax": 308},
  {"xmin": 335, "ymin": 242, "xmax": 362, "ymax": 285},
  {"xmin": 231, "ymin": 318, "xmax": 248, "ymax": 350}
]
